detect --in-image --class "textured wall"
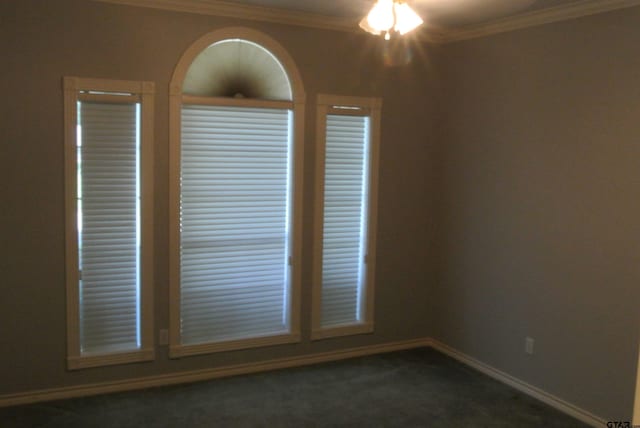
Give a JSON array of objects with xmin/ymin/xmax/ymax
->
[
  {"xmin": 3, "ymin": 0, "xmax": 637, "ymax": 422},
  {"xmin": 0, "ymin": 0, "xmax": 436, "ymax": 395},
  {"xmin": 433, "ymin": 7, "xmax": 640, "ymax": 420}
]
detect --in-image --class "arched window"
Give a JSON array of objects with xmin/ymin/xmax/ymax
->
[{"xmin": 168, "ymin": 28, "xmax": 305, "ymax": 357}]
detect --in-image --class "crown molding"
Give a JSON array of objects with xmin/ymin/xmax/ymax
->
[
  {"xmin": 91, "ymin": 0, "xmax": 358, "ymax": 32},
  {"xmin": 92, "ymin": 0, "xmax": 640, "ymax": 43},
  {"xmin": 434, "ymin": 0, "xmax": 640, "ymax": 43}
]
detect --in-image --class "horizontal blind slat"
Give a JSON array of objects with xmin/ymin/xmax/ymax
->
[
  {"xmin": 320, "ymin": 114, "xmax": 369, "ymax": 328},
  {"xmin": 180, "ymin": 104, "xmax": 291, "ymax": 346},
  {"xmin": 78, "ymin": 101, "xmax": 140, "ymax": 355}
]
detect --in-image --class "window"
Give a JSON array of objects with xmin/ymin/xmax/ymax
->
[
  {"xmin": 169, "ymin": 29, "xmax": 305, "ymax": 357},
  {"xmin": 64, "ymin": 77, "xmax": 154, "ymax": 369},
  {"xmin": 312, "ymin": 94, "xmax": 382, "ymax": 340}
]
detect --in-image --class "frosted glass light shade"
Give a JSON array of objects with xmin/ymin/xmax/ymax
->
[
  {"xmin": 367, "ymin": 0, "xmax": 395, "ymax": 31},
  {"xmin": 393, "ymin": 2, "xmax": 424, "ymax": 34},
  {"xmin": 359, "ymin": 0, "xmax": 424, "ymax": 37}
]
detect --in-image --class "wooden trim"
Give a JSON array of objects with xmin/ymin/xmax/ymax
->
[
  {"xmin": 168, "ymin": 27, "xmax": 306, "ymax": 356},
  {"xmin": 78, "ymin": 93, "xmax": 140, "ymax": 104},
  {"xmin": 434, "ymin": 0, "xmax": 640, "ymax": 43},
  {"xmin": 168, "ymin": 87, "xmax": 182, "ymax": 355},
  {"xmin": 310, "ymin": 103, "xmax": 328, "ymax": 339},
  {"xmin": 430, "ymin": 340, "xmax": 607, "ymax": 427},
  {"xmin": 0, "ymin": 339, "xmax": 430, "ymax": 408},
  {"xmin": 91, "ymin": 0, "xmax": 358, "ymax": 33},
  {"xmin": 0, "ymin": 336, "xmax": 610, "ymax": 427},
  {"xmin": 63, "ymin": 77, "xmax": 155, "ymax": 370},
  {"xmin": 139, "ymin": 84, "xmax": 156, "ymax": 357},
  {"xmin": 311, "ymin": 94, "xmax": 383, "ymax": 341},
  {"xmin": 93, "ymin": 0, "xmax": 640, "ymax": 44},
  {"xmin": 169, "ymin": 333, "xmax": 301, "ymax": 359},
  {"xmin": 66, "ymin": 76, "xmax": 148, "ymax": 94},
  {"xmin": 68, "ymin": 349, "xmax": 155, "ymax": 370},
  {"xmin": 364, "ymin": 101, "xmax": 382, "ymax": 333},
  {"xmin": 63, "ymin": 77, "xmax": 81, "ymax": 366},
  {"xmin": 182, "ymin": 95, "xmax": 293, "ymax": 110},
  {"xmin": 317, "ymin": 94, "xmax": 382, "ymax": 109},
  {"xmin": 169, "ymin": 27, "xmax": 306, "ymax": 103},
  {"xmin": 311, "ymin": 323, "xmax": 374, "ymax": 341},
  {"xmin": 289, "ymin": 101, "xmax": 305, "ymax": 343},
  {"xmin": 325, "ymin": 107, "xmax": 370, "ymax": 117},
  {"xmin": 316, "ymin": 94, "xmax": 383, "ymax": 117},
  {"xmin": 633, "ymin": 342, "xmax": 640, "ymax": 424}
]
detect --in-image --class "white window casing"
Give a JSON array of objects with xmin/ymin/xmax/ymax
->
[
  {"xmin": 312, "ymin": 94, "xmax": 382, "ymax": 340},
  {"xmin": 64, "ymin": 77, "xmax": 155, "ymax": 369},
  {"xmin": 168, "ymin": 29, "xmax": 305, "ymax": 358}
]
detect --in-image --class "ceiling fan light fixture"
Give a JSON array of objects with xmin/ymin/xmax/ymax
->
[
  {"xmin": 393, "ymin": 2, "xmax": 424, "ymax": 35},
  {"xmin": 367, "ymin": 0, "xmax": 395, "ymax": 32},
  {"xmin": 360, "ymin": 0, "xmax": 424, "ymax": 38}
]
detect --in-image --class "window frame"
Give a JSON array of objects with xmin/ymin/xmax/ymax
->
[
  {"xmin": 312, "ymin": 94, "xmax": 382, "ymax": 340},
  {"xmin": 168, "ymin": 28, "xmax": 305, "ymax": 358},
  {"xmin": 63, "ymin": 76, "xmax": 155, "ymax": 370}
]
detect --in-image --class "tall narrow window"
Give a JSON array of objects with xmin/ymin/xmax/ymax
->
[
  {"xmin": 312, "ymin": 95, "xmax": 382, "ymax": 340},
  {"xmin": 64, "ymin": 77, "xmax": 154, "ymax": 369},
  {"xmin": 169, "ymin": 30, "xmax": 305, "ymax": 358}
]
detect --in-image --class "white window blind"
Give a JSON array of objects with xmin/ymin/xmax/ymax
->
[
  {"xmin": 320, "ymin": 114, "xmax": 370, "ymax": 328},
  {"xmin": 77, "ymin": 101, "xmax": 140, "ymax": 354},
  {"xmin": 180, "ymin": 104, "xmax": 292, "ymax": 346}
]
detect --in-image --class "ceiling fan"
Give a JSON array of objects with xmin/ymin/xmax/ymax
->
[{"xmin": 359, "ymin": 0, "xmax": 424, "ymax": 39}]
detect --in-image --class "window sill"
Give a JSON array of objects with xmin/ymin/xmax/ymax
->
[
  {"xmin": 68, "ymin": 348, "xmax": 155, "ymax": 370},
  {"xmin": 311, "ymin": 322, "xmax": 374, "ymax": 341},
  {"xmin": 169, "ymin": 332, "xmax": 301, "ymax": 359}
]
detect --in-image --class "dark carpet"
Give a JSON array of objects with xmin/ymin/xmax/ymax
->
[{"xmin": 0, "ymin": 347, "xmax": 589, "ymax": 427}]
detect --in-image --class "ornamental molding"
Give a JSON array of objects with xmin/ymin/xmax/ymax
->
[{"xmin": 92, "ymin": 0, "xmax": 640, "ymax": 43}]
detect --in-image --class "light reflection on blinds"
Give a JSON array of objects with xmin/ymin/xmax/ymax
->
[
  {"xmin": 180, "ymin": 105, "xmax": 292, "ymax": 345},
  {"xmin": 78, "ymin": 101, "xmax": 140, "ymax": 355},
  {"xmin": 320, "ymin": 114, "xmax": 370, "ymax": 328}
]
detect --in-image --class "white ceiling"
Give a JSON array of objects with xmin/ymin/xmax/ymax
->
[{"xmin": 220, "ymin": 0, "xmax": 581, "ymax": 28}]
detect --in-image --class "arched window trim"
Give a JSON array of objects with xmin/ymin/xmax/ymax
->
[{"xmin": 168, "ymin": 27, "xmax": 305, "ymax": 358}]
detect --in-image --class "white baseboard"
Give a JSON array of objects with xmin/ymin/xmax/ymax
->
[
  {"xmin": 0, "ymin": 336, "xmax": 607, "ymax": 427},
  {"xmin": 0, "ymin": 338, "xmax": 431, "ymax": 408},
  {"xmin": 430, "ymin": 339, "xmax": 607, "ymax": 427},
  {"xmin": 633, "ymin": 343, "xmax": 640, "ymax": 425}
]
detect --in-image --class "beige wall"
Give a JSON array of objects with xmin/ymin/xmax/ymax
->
[
  {"xmin": 0, "ymin": 0, "xmax": 436, "ymax": 395},
  {"xmin": 2, "ymin": 0, "xmax": 639, "ymax": 422},
  {"xmin": 433, "ymin": 7, "xmax": 640, "ymax": 420}
]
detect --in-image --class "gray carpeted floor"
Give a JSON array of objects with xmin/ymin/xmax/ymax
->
[{"xmin": 0, "ymin": 347, "xmax": 589, "ymax": 427}]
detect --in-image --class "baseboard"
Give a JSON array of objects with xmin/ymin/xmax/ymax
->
[
  {"xmin": 0, "ymin": 338, "xmax": 431, "ymax": 408},
  {"xmin": 0, "ymin": 336, "xmax": 608, "ymax": 427},
  {"xmin": 430, "ymin": 339, "xmax": 607, "ymax": 427}
]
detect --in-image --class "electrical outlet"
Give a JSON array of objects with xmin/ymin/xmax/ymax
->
[
  {"xmin": 525, "ymin": 337, "xmax": 534, "ymax": 355},
  {"xmin": 159, "ymin": 329, "xmax": 169, "ymax": 346}
]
